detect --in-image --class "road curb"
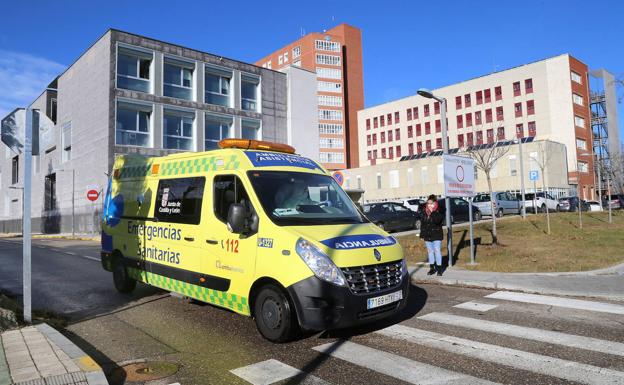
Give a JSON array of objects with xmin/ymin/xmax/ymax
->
[
  {"xmin": 35, "ymin": 324, "xmax": 108, "ymax": 385},
  {"xmin": 412, "ymin": 276, "xmax": 624, "ymax": 302}
]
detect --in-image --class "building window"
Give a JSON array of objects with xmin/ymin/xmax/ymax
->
[
  {"xmin": 413, "ymin": 107, "xmax": 419, "ymax": 119},
  {"xmin": 424, "ymin": 104, "xmax": 430, "ymax": 117},
  {"xmin": 317, "ymin": 81, "xmax": 342, "ymax": 93},
  {"xmin": 464, "ymin": 94, "xmax": 471, "ymax": 108},
  {"xmin": 514, "ymin": 102, "xmax": 522, "ymax": 117},
  {"xmin": 366, "ymin": 119, "xmax": 371, "ymax": 130},
  {"xmin": 395, "ymin": 111, "xmax": 400, "ymax": 123},
  {"xmin": 458, "ymin": 134, "xmax": 464, "ymax": 147},
  {"xmin": 476, "ymin": 91, "xmax": 483, "ymax": 105},
  {"xmin": 376, "ymin": 173, "xmax": 382, "ymax": 189},
  {"xmin": 484, "ymin": 89, "xmax": 491, "ymax": 103},
  {"xmin": 416, "ymin": 123, "xmax": 422, "ymax": 136},
  {"xmin": 316, "ymin": 67, "xmax": 341, "ymax": 79},
  {"xmin": 509, "ymin": 155, "xmax": 517, "ymax": 176},
  {"xmin": 372, "ymin": 150, "xmax": 377, "ymax": 159},
  {"xmin": 576, "ymin": 138, "xmax": 587, "ymax": 150},
  {"xmin": 163, "ymin": 110, "xmax": 194, "ymax": 151},
  {"xmin": 496, "ymin": 106, "xmax": 504, "ymax": 121},
  {"xmin": 425, "ymin": 140, "xmax": 431, "ymax": 151},
  {"xmin": 574, "ymin": 115, "xmax": 585, "ymax": 128},
  {"xmin": 467, "ymin": 132, "xmax": 474, "ymax": 146},
  {"xmin": 407, "ymin": 125, "xmax": 413, "ymax": 138},
  {"xmin": 381, "ymin": 148, "xmax": 387, "ymax": 158},
  {"xmin": 315, "ymin": 40, "xmax": 341, "ymax": 52},
  {"xmin": 516, "ymin": 123, "xmax": 524, "ymax": 138},
  {"xmin": 381, "ymin": 132, "xmax": 385, "ymax": 143},
  {"xmin": 497, "ymin": 127, "xmax": 505, "ymax": 140},
  {"xmin": 44, "ymin": 173, "xmax": 56, "ymax": 211},
  {"xmin": 456, "ymin": 115, "xmax": 463, "ymax": 129},
  {"xmin": 380, "ymin": 115, "xmax": 385, "ymax": 127},
  {"xmin": 476, "ymin": 131, "xmax": 483, "ymax": 144},
  {"xmin": 316, "ymin": 54, "xmax": 341, "ymax": 66},
  {"xmin": 578, "ymin": 161, "xmax": 589, "ymax": 173},
  {"xmin": 434, "ymin": 119, "xmax": 440, "ymax": 133},
  {"xmin": 407, "ymin": 168, "xmax": 414, "ymax": 186},
  {"xmin": 395, "ymin": 128, "xmax": 401, "ymax": 140},
  {"xmin": 528, "ymin": 121, "xmax": 536, "ymax": 136},
  {"xmin": 417, "ymin": 142, "xmax": 423, "ymax": 153},
  {"xmin": 373, "ymin": 117, "xmax": 378, "ymax": 128},
  {"xmin": 367, "ymin": 150, "xmax": 372, "ymax": 160},
  {"xmin": 366, "ymin": 135, "xmax": 371, "ymax": 146},
  {"xmin": 266, "ymin": 61, "xmax": 272, "ymax": 69},
  {"xmin": 388, "ymin": 130, "xmax": 393, "ymax": 142},
  {"xmin": 526, "ymin": 100, "xmax": 535, "ymax": 115},
  {"xmin": 283, "ymin": 52, "xmax": 289, "ymax": 63},
  {"xmin": 525, "ymin": 78, "xmax": 533, "ymax": 93},
  {"xmin": 163, "ymin": 58, "xmax": 194, "ymax": 100},
  {"xmin": 293, "ymin": 46, "xmax": 301, "ymax": 58},
  {"xmin": 487, "ymin": 129, "xmax": 494, "ymax": 143},
  {"xmin": 357, "ymin": 176, "xmax": 362, "ymax": 189},
  {"xmin": 61, "ymin": 122, "xmax": 71, "ymax": 162},
  {"xmin": 513, "ymin": 81, "xmax": 521, "ymax": 96},
  {"xmin": 242, "ymin": 119, "xmax": 261, "ymax": 140},
  {"xmin": 387, "ymin": 113, "xmax": 392, "ymax": 125},
  {"xmin": 425, "ymin": 122, "xmax": 431, "ymax": 135},
  {"xmin": 455, "ymin": 96, "xmax": 462, "ymax": 110},
  {"xmin": 389, "ymin": 147, "xmax": 394, "ymax": 159},
  {"xmin": 372, "ymin": 134, "xmax": 377, "ymax": 144},
  {"xmin": 205, "ymin": 114, "xmax": 232, "ymax": 150},
  {"xmin": 465, "ymin": 113, "xmax": 472, "ymax": 127},
  {"xmin": 408, "ymin": 143, "xmax": 414, "ymax": 155},
  {"xmin": 571, "ymin": 71, "xmax": 582, "ymax": 84},
  {"xmin": 475, "ymin": 111, "xmax": 482, "ymax": 125},
  {"xmin": 49, "ymin": 98, "xmax": 57, "ymax": 123},
  {"xmin": 407, "ymin": 109, "xmax": 412, "ymax": 120},
  {"xmin": 241, "ymin": 74, "xmax": 260, "ymax": 112},
  {"xmin": 205, "ymin": 66, "xmax": 232, "ymax": 107},
  {"xmin": 485, "ymin": 108, "xmax": 493, "ymax": 123},
  {"xmin": 495, "ymin": 86, "xmax": 502, "ymax": 101},
  {"xmin": 436, "ymin": 138, "xmax": 442, "ymax": 149},
  {"xmin": 318, "ymin": 95, "xmax": 342, "ymax": 107},
  {"xmin": 573, "ymin": 93, "xmax": 584, "ymax": 106},
  {"xmin": 278, "ymin": 55, "xmax": 283, "ymax": 65},
  {"xmin": 116, "ymin": 101, "xmax": 151, "ymax": 147},
  {"xmin": 319, "ymin": 109, "xmax": 343, "ymax": 121},
  {"xmin": 319, "ymin": 138, "xmax": 344, "ymax": 149},
  {"xmin": 12, "ymin": 156, "xmax": 18, "ymax": 184},
  {"xmin": 117, "ymin": 46, "xmax": 151, "ymax": 93},
  {"xmin": 434, "ymin": 102, "xmax": 440, "ymax": 114},
  {"xmin": 319, "ymin": 123, "xmax": 343, "ymax": 135}
]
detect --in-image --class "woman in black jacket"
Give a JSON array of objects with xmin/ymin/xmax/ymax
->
[{"xmin": 420, "ymin": 194, "xmax": 444, "ymax": 276}]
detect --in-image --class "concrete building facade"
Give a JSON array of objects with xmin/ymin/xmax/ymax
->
[
  {"xmin": 256, "ymin": 23, "xmax": 364, "ymax": 170},
  {"xmin": 0, "ymin": 29, "xmax": 314, "ymax": 234},
  {"xmin": 357, "ymin": 54, "xmax": 599, "ymax": 199}
]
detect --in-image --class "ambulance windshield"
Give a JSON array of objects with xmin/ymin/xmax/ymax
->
[{"xmin": 248, "ymin": 171, "xmax": 367, "ymax": 226}]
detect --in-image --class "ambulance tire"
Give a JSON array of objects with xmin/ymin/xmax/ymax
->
[
  {"xmin": 113, "ymin": 257, "xmax": 136, "ymax": 294},
  {"xmin": 254, "ymin": 284, "xmax": 299, "ymax": 343}
]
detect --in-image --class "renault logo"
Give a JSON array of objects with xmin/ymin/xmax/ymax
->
[{"xmin": 373, "ymin": 249, "xmax": 381, "ymax": 261}]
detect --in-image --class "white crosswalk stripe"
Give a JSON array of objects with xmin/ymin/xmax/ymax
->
[
  {"xmin": 419, "ymin": 312, "xmax": 624, "ymax": 357},
  {"xmin": 486, "ymin": 291, "xmax": 624, "ymax": 315},
  {"xmin": 377, "ymin": 324, "xmax": 624, "ymax": 385},
  {"xmin": 453, "ymin": 301, "xmax": 498, "ymax": 312},
  {"xmin": 312, "ymin": 341, "xmax": 500, "ymax": 385},
  {"xmin": 230, "ymin": 359, "xmax": 332, "ymax": 385}
]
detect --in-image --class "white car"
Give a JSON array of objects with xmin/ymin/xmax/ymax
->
[
  {"xmin": 399, "ymin": 198, "xmax": 424, "ymax": 213},
  {"xmin": 523, "ymin": 192, "xmax": 560, "ymax": 213},
  {"xmin": 586, "ymin": 200, "xmax": 603, "ymax": 212}
]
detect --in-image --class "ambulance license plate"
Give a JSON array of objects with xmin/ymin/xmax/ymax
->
[{"xmin": 367, "ymin": 290, "xmax": 403, "ymax": 309}]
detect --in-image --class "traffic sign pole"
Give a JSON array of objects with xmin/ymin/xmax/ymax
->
[{"xmin": 23, "ymin": 109, "xmax": 32, "ymax": 323}]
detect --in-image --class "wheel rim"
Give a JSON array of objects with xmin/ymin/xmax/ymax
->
[{"xmin": 261, "ymin": 298, "xmax": 282, "ymax": 330}]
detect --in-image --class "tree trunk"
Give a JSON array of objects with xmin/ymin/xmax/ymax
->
[
  {"xmin": 487, "ymin": 174, "xmax": 498, "ymax": 245},
  {"xmin": 542, "ymin": 173, "xmax": 551, "ymax": 235}
]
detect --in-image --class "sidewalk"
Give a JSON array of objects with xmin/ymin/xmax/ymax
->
[
  {"xmin": 410, "ymin": 263, "xmax": 624, "ymax": 301},
  {"xmin": 0, "ymin": 324, "xmax": 107, "ymax": 385}
]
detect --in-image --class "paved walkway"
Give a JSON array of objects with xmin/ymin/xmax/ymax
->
[
  {"xmin": 411, "ymin": 263, "xmax": 624, "ymax": 301},
  {"xmin": 0, "ymin": 324, "xmax": 107, "ymax": 385}
]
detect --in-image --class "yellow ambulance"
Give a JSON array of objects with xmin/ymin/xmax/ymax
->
[{"xmin": 101, "ymin": 139, "xmax": 409, "ymax": 342}]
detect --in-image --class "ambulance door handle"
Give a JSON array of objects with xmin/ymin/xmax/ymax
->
[
  {"xmin": 206, "ymin": 239, "xmax": 218, "ymax": 245},
  {"xmin": 184, "ymin": 237, "xmax": 195, "ymax": 242}
]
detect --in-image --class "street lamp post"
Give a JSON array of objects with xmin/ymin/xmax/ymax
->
[
  {"xmin": 515, "ymin": 137, "xmax": 527, "ymax": 219},
  {"xmin": 417, "ymin": 88, "xmax": 452, "ymax": 266},
  {"xmin": 55, "ymin": 168, "xmax": 75, "ymax": 237}
]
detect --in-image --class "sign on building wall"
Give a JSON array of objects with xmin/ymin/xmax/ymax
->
[
  {"xmin": 443, "ymin": 154, "xmax": 476, "ymax": 197},
  {"xmin": 1, "ymin": 108, "xmax": 26, "ymax": 154}
]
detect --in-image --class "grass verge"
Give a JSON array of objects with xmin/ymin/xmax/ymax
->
[{"xmin": 398, "ymin": 211, "xmax": 624, "ymax": 273}]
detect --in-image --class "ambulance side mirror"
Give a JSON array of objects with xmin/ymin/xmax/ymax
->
[{"xmin": 227, "ymin": 203, "xmax": 247, "ymax": 234}]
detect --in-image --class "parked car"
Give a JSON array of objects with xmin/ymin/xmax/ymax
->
[
  {"xmin": 558, "ymin": 196, "xmax": 589, "ymax": 212},
  {"xmin": 472, "ymin": 192, "xmax": 521, "ymax": 217},
  {"xmin": 362, "ymin": 202, "xmax": 419, "ymax": 232},
  {"xmin": 587, "ymin": 200, "xmax": 603, "ymax": 212},
  {"xmin": 523, "ymin": 192, "xmax": 560, "ymax": 213},
  {"xmin": 602, "ymin": 194, "xmax": 623, "ymax": 210},
  {"xmin": 400, "ymin": 198, "xmax": 425, "ymax": 214},
  {"xmin": 428, "ymin": 197, "xmax": 482, "ymax": 224}
]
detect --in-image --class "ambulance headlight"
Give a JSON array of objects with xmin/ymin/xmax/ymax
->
[{"xmin": 296, "ymin": 238, "xmax": 346, "ymax": 287}]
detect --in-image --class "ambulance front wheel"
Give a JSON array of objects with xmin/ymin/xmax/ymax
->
[
  {"xmin": 253, "ymin": 284, "xmax": 299, "ymax": 343},
  {"xmin": 113, "ymin": 258, "xmax": 137, "ymax": 294}
]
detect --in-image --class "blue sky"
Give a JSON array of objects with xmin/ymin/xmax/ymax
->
[{"xmin": 1, "ymin": 0, "xmax": 623, "ymax": 140}]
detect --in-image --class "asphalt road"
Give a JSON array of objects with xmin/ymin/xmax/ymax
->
[{"xmin": 1, "ymin": 238, "xmax": 623, "ymax": 385}]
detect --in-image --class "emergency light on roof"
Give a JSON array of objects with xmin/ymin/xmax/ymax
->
[{"xmin": 218, "ymin": 139, "xmax": 296, "ymax": 154}]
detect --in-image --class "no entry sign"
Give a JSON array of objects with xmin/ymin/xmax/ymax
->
[
  {"xmin": 443, "ymin": 154, "xmax": 476, "ymax": 197},
  {"xmin": 87, "ymin": 189, "xmax": 100, "ymax": 201}
]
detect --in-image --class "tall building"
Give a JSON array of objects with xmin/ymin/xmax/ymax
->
[
  {"xmin": 357, "ymin": 54, "xmax": 601, "ymax": 200},
  {"xmin": 0, "ymin": 29, "xmax": 316, "ymax": 233},
  {"xmin": 257, "ymin": 23, "xmax": 364, "ymax": 170}
]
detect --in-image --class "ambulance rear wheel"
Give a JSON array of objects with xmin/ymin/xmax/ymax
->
[
  {"xmin": 254, "ymin": 284, "xmax": 298, "ymax": 343},
  {"xmin": 113, "ymin": 258, "xmax": 136, "ymax": 294}
]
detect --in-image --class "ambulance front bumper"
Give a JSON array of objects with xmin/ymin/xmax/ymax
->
[{"xmin": 286, "ymin": 269, "xmax": 409, "ymax": 331}]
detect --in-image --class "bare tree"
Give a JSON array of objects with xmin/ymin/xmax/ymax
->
[
  {"xmin": 530, "ymin": 142, "xmax": 554, "ymax": 235},
  {"xmin": 463, "ymin": 122, "xmax": 509, "ymax": 245}
]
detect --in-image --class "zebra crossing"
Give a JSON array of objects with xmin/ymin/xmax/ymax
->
[{"xmin": 230, "ymin": 291, "xmax": 624, "ymax": 385}]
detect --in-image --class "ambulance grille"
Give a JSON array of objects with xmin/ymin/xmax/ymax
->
[{"xmin": 341, "ymin": 260, "xmax": 403, "ymax": 295}]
